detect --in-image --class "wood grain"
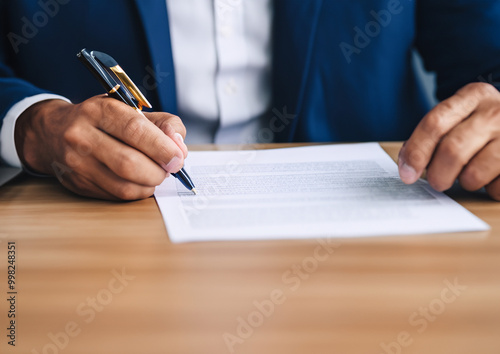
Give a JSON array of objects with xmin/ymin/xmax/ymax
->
[{"xmin": 0, "ymin": 143, "xmax": 499, "ymax": 354}]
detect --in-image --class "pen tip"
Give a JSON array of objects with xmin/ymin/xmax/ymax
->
[{"xmin": 192, "ymin": 188, "xmax": 198, "ymax": 195}]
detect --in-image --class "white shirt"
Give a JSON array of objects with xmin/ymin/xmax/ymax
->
[
  {"xmin": 166, "ymin": 0, "xmax": 272, "ymax": 144},
  {"xmin": 0, "ymin": 0, "xmax": 272, "ymax": 167}
]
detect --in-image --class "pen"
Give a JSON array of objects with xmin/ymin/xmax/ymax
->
[{"xmin": 77, "ymin": 48, "xmax": 197, "ymax": 194}]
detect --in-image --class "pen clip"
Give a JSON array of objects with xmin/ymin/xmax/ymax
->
[
  {"xmin": 91, "ymin": 51, "xmax": 152, "ymax": 111},
  {"xmin": 77, "ymin": 49, "xmax": 119, "ymax": 93},
  {"xmin": 77, "ymin": 48, "xmax": 136, "ymax": 108}
]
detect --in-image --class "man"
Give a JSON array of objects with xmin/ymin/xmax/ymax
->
[{"xmin": 1, "ymin": 0, "xmax": 500, "ymax": 200}]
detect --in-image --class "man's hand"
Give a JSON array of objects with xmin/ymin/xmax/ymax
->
[
  {"xmin": 14, "ymin": 95, "xmax": 188, "ymax": 200},
  {"xmin": 398, "ymin": 82, "xmax": 500, "ymax": 200}
]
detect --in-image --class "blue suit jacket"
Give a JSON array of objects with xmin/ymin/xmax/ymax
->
[{"xmin": 1, "ymin": 0, "xmax": 500, "ymax": 143}]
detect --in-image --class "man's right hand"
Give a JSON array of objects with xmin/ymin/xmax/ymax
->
[{"xmin": 14, "ymin": 95, "xmax": 188, "ymax": 200}]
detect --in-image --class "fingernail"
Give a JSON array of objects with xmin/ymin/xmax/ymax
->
[
  {"xmin": 174, "ymin": 133, "xmax": 184, "ymax": 144},
  {"xmin": 174, "ymin": 133, "xmax": 188, "ymax": 157},
  {"xmin": 399, "ymin": 162, "xmax": 418, "ymax": 184},
  {"xmin": 398, "ymin": 146, "xmax": 405, "ymax": 160},
  {"xmin": 165, "ymin": 155, "xmax": 183, "ymax": 173}
]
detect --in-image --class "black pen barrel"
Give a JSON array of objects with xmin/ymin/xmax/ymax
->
[{"xmin": 172, "ymin": 168, "xmax": 195, "ymax": 191}]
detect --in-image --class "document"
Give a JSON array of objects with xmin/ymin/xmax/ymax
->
[{"xmin": 154, "ymin": 143, "xmax": 489, "ymax": 243}]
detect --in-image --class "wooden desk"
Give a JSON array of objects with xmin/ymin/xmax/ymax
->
[{"xmin": 1, "ymin": 143, "xmax": 499, "ymax": 354}]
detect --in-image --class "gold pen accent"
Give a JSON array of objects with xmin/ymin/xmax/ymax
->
[
  {"xmin": 108, "ymin": 84, "xmax": 120, "ymax": 94},
  {"xmin": 110, "ymin": 65, "xmax": 152, "ymax": 110}
]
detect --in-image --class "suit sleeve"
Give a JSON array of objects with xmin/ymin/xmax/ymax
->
[
  {"xmin": 0, "ymin": 1, "xmax": 62, "ymax": 166},
  {"xmin": 0, "ymin": 3, "xmax": 57, "ymax": 123},
  {"xmin": 0, "ymin": 75, "xmax": 53, "ymax": 127},
  {"xmin": 415, "ymin": 0, "xmax": 500, "ymax": 101}
]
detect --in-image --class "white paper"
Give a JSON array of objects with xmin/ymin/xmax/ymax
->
[{"xmin": 154, "ymin": 143, "xmax": 489, "ymax": 243}]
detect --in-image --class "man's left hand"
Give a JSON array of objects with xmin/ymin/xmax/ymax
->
[{"xmin": 398, "ymin": 82, "xmax": 500, "ymax": 200}]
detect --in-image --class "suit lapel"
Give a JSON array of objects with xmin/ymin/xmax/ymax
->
[
  {"xmin": 134, "ymin": 0, "xmax": 177, "ymax": 113},
  {"xmin": 273, "ymin": 0, "xmax": 324, "ymax": 141}
]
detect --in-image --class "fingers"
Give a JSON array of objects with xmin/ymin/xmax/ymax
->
[
  {"xmin": 78, "ymin": 158, "xmax": 156, "ymax": 200},
  {"xmin": 459, "ymin": 139, "xmax": 500, "ymax": 192},
  {"xmin": 60, "ymin": 174, "xmax": 118, "ymax": 201},
  {"xmin": 485, "ymin": 176, "xmax": 500, "ymax": 201},
  {"xmin": 59, "ymin": 152, "xmax": 156, "ymax": 200},
  {"xmin": 425, "ymin": 109, "xmax": 494, "ymax": 191},
  {"xmin": 144, "ymin": 111, "xmax": 189, "ymax": 158},
  {"xmin": 399, "ymin": 83, "xmax": 498, "ymax": 184},
  {"xmin": 144, "ymin": 111, "xmax": 186, "ymax": 138},
  {"xmin": 87, "ymin": 129, "xmax": 167, "ymax": 186},
  {"xmin": 90, "ymin": 97, "xmax": 185, "ymax": 173}
]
